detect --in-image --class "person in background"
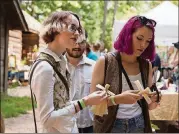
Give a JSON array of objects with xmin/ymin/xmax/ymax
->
[
  {"xmin": 172, "ymin": 41, "xmax": 179, "ymax": 85},
  {"xmin": 152, "ymin": 53, "xmax": 161, "ymax": 82},
  {"xmin": 162, "ymin": 43, "xmax": 179, "ymax": 84},
  {"xmin": 171, "ymin": 42, "xmax": 179, "ymax": 68},
  {"xmin": 152, "ymin": 53, "xmax": 161, "ymax": 72},
  {"xmin": 165, "ymin": 46, "xmax": 178, "ymax": 69},
  {"xmin": 92, "ymin": 42, "xmax": 101, "ymax": 58},
  {"xmin": 86, "ymin": 43, "xmax": 98, "ymax": 61},
  {"xmin": 99, "ymin": 43, "xmax": 108, "ymax": 56},
  {"xmin": 84, "ymin": 33, "xmax": 98, "ymax": 61},
  {"xmin": 65, "ymin": 29, "xmax": 95, "ymax": 133}
]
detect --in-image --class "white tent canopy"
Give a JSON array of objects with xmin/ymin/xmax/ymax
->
[{"xmin": 113, "ymin": 1, "xmax": 178, "ymax": 46}]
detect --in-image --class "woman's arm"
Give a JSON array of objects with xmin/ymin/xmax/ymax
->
[
  {"xmin": 90, "ymin": 56, "xmax": 105, "ymax": 93},
  {"xmin": 108, "ymin": 91, "xmax": 141, "ymax": 106}
]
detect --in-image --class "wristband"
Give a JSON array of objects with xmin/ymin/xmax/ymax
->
[
  {"xmin": 110, "ymin": 96, "xmax": 117, "ymax": 105},
  {"xmin": 77, "ymin": 101, "xmax": 83, "ymax": 110},
  {"xmin": 79, "ymin": 99, "xmax": 86, "ymax": 109}
]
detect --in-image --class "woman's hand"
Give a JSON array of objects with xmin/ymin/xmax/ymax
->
[
  {"xmin": 148, "ymin": 92, "xmax": 162, "ymax": 110},
  {"xmin": 114, "ymin": 90, "xmax": 142, "ymax": 104},
  {"xmin": 83, "ymin": 91, "xmax": 107, "ymax": 106},
  {"xmin": 150, "ymin": 92, "xmax": 162, "ymax": 103}
]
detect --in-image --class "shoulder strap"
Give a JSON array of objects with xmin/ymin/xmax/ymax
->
[
  {"xmin": 138, "ymin": 57, "xmax": 149, "ymax": 89},
  {"xmin": 112, "ymin": 52, "xmax": 134, "ymax": 90},
  {"xmin": 29, "ymin": 60, "xmax": 42, "ymax": 86},
  {"xmin": 46, "ymin": 59, "xmax": 69, "ymax": 93},
  {"xmin": 28, "ymin": 60, "xmax": 42, "ymax": 133},
  {"xmin": 113, "ymin": 52, "xmax": 142, "ymax": 106},
  {"xmin": 118, "ymin": 54, "xmax": 135, "ymax": 90},
  {"xmin": 29, "ymin": 58, "xmax": 70, "ymax": 97}
]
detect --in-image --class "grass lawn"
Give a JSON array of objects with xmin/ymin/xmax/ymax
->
[{"xmin": 1, "ymin": 94, "xmax": 33, "ymax": 118}]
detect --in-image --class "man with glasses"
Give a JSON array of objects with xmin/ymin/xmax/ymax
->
[
  {"xmin": 65, "ymin": 29, "xmax": 95, "ymax": 133},
  {"xmin": 29, "ymin": 11, "xmax": 107, "ymax": 133}
]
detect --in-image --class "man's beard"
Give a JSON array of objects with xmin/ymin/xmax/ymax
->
[{"xmin": 66, "ymin": 48, "xmax": 84, "ymax": 58}]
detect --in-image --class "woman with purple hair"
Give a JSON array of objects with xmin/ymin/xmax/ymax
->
[{"xmin": 91, "ymin": 16, "xmax": 160, "ymax": 133}]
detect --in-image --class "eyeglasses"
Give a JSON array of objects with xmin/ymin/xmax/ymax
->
[
  {"xmin": 137, "ymin": 16, "xmax": 157, "ymax": 27},
  {"xmin": 66, "ymin": 24, "xmax": 82, "ymax": 34}
]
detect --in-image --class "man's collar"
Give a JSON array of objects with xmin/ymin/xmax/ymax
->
[{"xmin": 82, "ymin": 55, "xmax": 94, "ymax": 65}]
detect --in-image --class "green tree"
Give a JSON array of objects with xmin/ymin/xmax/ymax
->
[
  {"xmin": 21, "ymin": 1, "xmax": 105, "ymax": 46},
  {"xmin": 21, "ymin": 0, "xmax": 178, "ymax": 50},
  {"xmin": 101, "ymin": 1, "xmax": 108, "ymax": 42}
]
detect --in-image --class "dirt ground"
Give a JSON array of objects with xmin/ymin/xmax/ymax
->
[
  {"xmin": 5, "ymin": 86, "xmax": 42, "ymax": 133},
  {"xmin": 4, "ymin": 110, "xmax": 42, "ymax": 133}
]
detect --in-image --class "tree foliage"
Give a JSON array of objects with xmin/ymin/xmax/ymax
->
[{"xmin": 20, "ymin": 0, "xmax": 178, "ymax": 50}]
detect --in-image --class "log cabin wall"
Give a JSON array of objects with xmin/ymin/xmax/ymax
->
[
  {"xmin": 22, "ymin": 10, "xmax": 47, "ymax": 59},
  {"xmin": 8, "ymin": 30, "xmax": 22, "ymax": 66},
  {"xmin": 0, "ymin": 0, "xmax": 28, "ymax": 93}
]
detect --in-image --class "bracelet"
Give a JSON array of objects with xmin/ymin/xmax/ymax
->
[
  {"xmin": 77, "ymin": 101, "xmax": 83, "ymax": 110},
  {"xmin": 110, "ymin": 96, "xmax": 117, "ymax": 105},
  {"xmin": 79, "ymin": 99, "xmax": 86, "ymax": 109}
]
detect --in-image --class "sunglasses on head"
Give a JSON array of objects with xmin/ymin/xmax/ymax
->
[{"xmin": 136, "ymin": 16, "xmax": 157, "ymax": 27}]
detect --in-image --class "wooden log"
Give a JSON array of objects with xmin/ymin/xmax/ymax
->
[
  {"xmin": 9, "ymin": 41, "xmax": 22, "ymax": 47},
  {"xmin": 9, "ymin": 37, "xmax": 22, "ymax": 44},
  {"xmin": 9, "ymin": 30, "xmax": 22, "ymax": 39}
]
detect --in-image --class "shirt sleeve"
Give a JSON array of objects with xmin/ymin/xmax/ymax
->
[{"xmin": 31, "ymin": 61, "xmax": 76, "ymax": 129}]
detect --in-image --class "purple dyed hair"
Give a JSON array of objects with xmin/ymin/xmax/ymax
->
[{"xmin": 114, "ymin": 16, "xmax": 156, "ymax": 61}]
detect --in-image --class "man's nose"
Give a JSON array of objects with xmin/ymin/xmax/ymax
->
[
  {"xmin": 74, "ymin": 30, "xmax": 79, "ymax": 36},
  {"xmin": 75, "ymin": 43, "xmax": 80, "ymax": 48}
]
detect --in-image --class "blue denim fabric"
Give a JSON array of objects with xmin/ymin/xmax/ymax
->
[{"xmin": 111, "ymin": 114, "xmax": 145, "ymax": 133}]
